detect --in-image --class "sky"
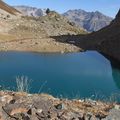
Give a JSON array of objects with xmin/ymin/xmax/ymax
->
[{"xmin": 4, "ymin": 0, "xmax": 120, "ymax": 18}]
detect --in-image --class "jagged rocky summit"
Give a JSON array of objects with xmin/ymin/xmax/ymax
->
[{"xmin": 63, "ymin": 9, "xmax": 113, "ymax": 32}]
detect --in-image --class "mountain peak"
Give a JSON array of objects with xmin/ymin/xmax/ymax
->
[{"xmin": 115, "ymin": 9, "xmax": 120, "ymax": 20}]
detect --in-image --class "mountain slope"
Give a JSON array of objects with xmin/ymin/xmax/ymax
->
[
  {"xmin": 0, "ymin": 0, "xmax": 22, "ymax": 33},
  {"xmin": 63, "ymin": 9, "xmax": 113, "ymax": 32},
  {"xmin": 0, "ymin": 0, "xmax": 21, "ymax": 22},
  {"xmin": 0, "ymin": 0, "xmax": 21, "ymax": 16},
  {"xmin": 0, "ymin": 10, "xmax": 86, "ymax": 52},
  {"xmin": 83, "ymin": 9, "xmax": 120, "ymax": 63}
]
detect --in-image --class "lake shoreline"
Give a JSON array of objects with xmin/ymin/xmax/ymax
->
[
  {"xmin": 0, "ymin": 49, "xmax": 81, "ymax": 54},
  {"xmin": 0, "ymin": 37, "xmax": 82, "ymax": 54}
]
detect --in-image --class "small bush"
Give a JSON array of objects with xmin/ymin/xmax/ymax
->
[{"xmin": 46, "ymin": 8, "xmax": 50, "ymax": 14}]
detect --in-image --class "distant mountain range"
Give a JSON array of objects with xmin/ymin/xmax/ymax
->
[
  {"xmin": 13, "ymin": 6, "xmax": 113, "ymax": 32},
  {"xmin": 63, "ymin": 10, "xmax": 113, "ymax": 32}
]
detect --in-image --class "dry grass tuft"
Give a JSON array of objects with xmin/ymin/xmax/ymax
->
[{"xmin": 16, "ymin": 76, "xmax": 31, "ymax": 93}]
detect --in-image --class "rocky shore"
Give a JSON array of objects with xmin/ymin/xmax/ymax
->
[{"xmin": 0, "ymin": 91, "xmax": 120, "ymax": 120}]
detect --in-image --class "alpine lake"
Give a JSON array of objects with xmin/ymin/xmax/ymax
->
[{"xmin": 0, "ymin": 51, "xmax": 120, "ymax": 101}]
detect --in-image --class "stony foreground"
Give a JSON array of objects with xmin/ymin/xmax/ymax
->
[{"xmin": 0, "ymin": 91, "xmax": 120, "ymax": 120}]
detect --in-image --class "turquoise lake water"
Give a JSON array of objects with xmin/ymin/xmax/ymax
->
[{"xmin": 0, "ymin": 51, "xmax": 120, "ymax": 100}]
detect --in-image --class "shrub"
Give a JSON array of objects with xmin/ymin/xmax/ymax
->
[{"xmin": 46, "ymin": 8, "xmax": 50, "ymax": 14}]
